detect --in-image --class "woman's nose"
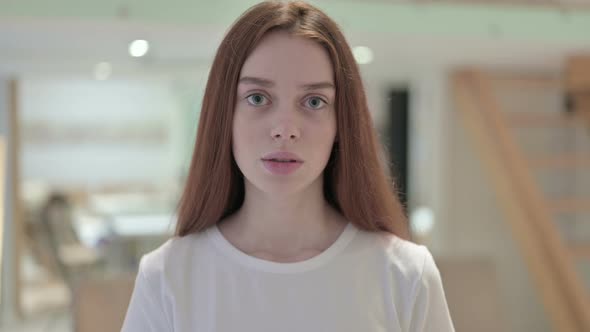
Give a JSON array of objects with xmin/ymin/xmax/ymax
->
[{"xmin": 270, "ymin": 119, "xmax": 300, "ymax": 142}]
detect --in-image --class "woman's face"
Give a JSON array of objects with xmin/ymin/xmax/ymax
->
[{"xmin": 233, "ymin": 30, "xmax": 337, "ymax": 196}]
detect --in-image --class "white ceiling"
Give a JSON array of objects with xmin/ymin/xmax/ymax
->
[{"xmin": 1, "ymin": 1, "xmax": 589, "ymax": 79}]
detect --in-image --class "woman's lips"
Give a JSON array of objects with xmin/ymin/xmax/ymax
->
[
  {"xmin": 261, "ymin": 151, "xmax": 303, "ymax": 175},
  {"xmin": 262, "ymin": 151, "xmax": 303, "ymax": 162},
  {"xmin": 261, "ymin": 159, "xmax": 303, "ymax": 175}
]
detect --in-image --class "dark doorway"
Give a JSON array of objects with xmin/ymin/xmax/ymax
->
[{"xmin": 383, "ymin": 88, "xmax": 409, "ymax": 210}]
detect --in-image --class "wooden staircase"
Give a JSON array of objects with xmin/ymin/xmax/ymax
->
[{"xmin": 453, "ymin": 70, "xmax": 590, "ymax": 332}]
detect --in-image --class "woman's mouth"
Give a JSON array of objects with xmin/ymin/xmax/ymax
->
[
  {"xmin": 261, "ymin": 152, "xmax": 304, "ymax": 175},
  {"xmin": 262, "ymin": 158, "xmax": 300, "ymax": 163}
]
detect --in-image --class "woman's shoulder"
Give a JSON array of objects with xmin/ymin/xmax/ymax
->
[
  {"xmin": 353, "ymin": 227, "xmax": 434, "ymax": 282},
  {"xmin": 137, "ymin": 228, "xmax": 212, "ymax": 278}
]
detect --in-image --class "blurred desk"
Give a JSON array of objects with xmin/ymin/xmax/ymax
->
[
  {"xmin": 109, "ymin": 213, "xmax": 176, "ymax": 238},
  {"xmin": 101, "ymin": 213, "xmax": 176, "ymax": 272}
]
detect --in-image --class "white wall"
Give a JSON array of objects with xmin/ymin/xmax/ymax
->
[{"xmin": 18, "ymin": 77, "xmax": 193, "ymax": 189}]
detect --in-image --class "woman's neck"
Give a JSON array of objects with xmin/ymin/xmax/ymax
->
[{"xmin": 218, "ymin": 179, "xmax": 347, "ymax": 261}]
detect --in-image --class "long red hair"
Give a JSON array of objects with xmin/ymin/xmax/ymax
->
[{"xmin": 175, "ymin": 1, "xmax": 409, "ymax": 240}]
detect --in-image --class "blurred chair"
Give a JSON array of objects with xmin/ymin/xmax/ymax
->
[
  {"xmin": 39, "ymin": 192, "xmax": 104, "ymax": 289},
  {"xmin": 436, "ymin": 257, "xmax": 507, "ymax": 332},
  {"xmin": 72, "ymin": 275, "xmax": 135, "ymax": 332}
]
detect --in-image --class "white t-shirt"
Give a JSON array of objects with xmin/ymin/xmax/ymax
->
[{"xmin": 121, "ymin": 222, "xmax": 455, "ymax": 332}]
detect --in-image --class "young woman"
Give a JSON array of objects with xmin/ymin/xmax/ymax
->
[{"xmin": 122, "ymin": 1, "xmax": 454, "ymax": 331}]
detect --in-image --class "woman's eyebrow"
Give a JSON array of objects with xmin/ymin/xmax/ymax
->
[
  {"xmin": 238, "ymin": 76, "xmax": 335, "ymax": 91},
  {"xmin": 301, "ymin": 82, "xmax": 335, "ymax": 91},
  {"xmin": 239, "ymin": 76, "xmax": 274, "ymax": 87}
]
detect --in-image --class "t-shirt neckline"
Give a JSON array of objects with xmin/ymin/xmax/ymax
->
[{"xmin": 206, "ymin": 221, "xmax": 358, "ymax": 274}]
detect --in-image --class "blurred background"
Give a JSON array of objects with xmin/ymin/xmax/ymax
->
[{"xmin": 1, "ymin": 0, "xmax": 590, "ymax": 331}]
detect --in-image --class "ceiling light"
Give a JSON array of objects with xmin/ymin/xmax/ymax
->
[
  {"xmin": 129, "ymin": 39, "xmax": 149, "ymax": 57},
  {"xmin": 352, "ymin": 46, "xmax": 373, "ymax": 65}
]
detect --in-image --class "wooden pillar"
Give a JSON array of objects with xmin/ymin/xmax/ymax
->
[
  {"xmin": 8, "ymin": 79, "xmax": 23, "ymax": 319},
  {"xmin": 566, "ymin": 56, "xmax": 590, "ymax": 126},
  {"xmin": 0, "ymin": 79, "xmax": 22, "ymax": 323},
  {"xmin": 0, "ymin": 137, "xmax": 4, "ymax": 308}
]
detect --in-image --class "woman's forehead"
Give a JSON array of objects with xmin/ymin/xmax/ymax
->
[{"xmin": 239, "ymin": 31, "xmax": 334, "ymax": 86}]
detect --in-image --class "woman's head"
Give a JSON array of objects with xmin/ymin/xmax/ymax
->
[
  {"xmin": 233, "ymin": 30, "xmax": 336, "ymax": 199},
  {"xmin": 176, "ymin": 0, "xmax": 409, "ymax": 239}
]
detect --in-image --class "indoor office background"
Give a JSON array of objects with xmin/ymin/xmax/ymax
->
[{"xmin": 1, "ymin": 1, "xmax": 590, "ymax": 331}]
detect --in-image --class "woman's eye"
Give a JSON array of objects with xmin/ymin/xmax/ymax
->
[
  {"xmin": 246, "ymin": 93, "xmax": 269, "ymax": 106},
  {"xmin": 305, "ymin": 96, "xmax": 326, "ymax": 110}
]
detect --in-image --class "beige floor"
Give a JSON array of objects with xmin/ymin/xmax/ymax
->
[{"xmin": 0, "ymin": 311, "xmax": 71, "ymax": 332}]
